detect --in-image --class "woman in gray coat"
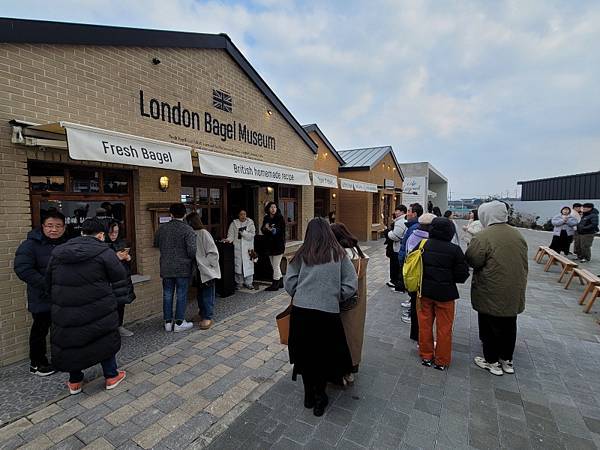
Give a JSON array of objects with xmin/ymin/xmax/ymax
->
[{"xmin": 284, "ymin": 217, "xmax": 358, "ymax": 417}]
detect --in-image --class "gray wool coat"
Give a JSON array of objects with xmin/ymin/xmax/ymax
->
[{"xmin": 153, "ymin": 219, "xmax": 197, "ymax": 278}]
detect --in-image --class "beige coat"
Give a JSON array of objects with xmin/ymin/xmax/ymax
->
[{"xmin": 340, "ymin": 248, "xmax": 369, "ymax": 367}]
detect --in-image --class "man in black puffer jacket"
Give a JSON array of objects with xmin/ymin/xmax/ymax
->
[
  {"xmin": 46, "ymin": 218, "xmax": 128, "ymax": 395},
  {"xmin": 418, "ymin": 217, "xmax": 470, "ymax": 371},
  {"xmin": 14, "ymin": 211, "xmax": 68, "ymax": 376}
]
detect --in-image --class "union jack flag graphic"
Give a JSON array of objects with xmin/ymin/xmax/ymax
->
[{"xmin": 212, "ymin": 89, "xmax": 233, "ymax": 112}]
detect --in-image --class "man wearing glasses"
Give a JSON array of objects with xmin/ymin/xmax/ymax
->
[{"xmin": 14, "ymin": 210, "xmax": 67, "ymax": 376}]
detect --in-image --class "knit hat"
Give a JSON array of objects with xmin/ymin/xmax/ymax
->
[{"xmin": 418, "ymin": 213, "xmax": 436, "ymax": 225}]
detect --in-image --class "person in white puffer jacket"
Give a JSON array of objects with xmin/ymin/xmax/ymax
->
[{"xmin": 386, "ymin": 205, "xmax": 407, "ymax": 291}]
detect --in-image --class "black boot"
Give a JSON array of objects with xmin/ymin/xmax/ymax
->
[
  {"xmin": 313, "ymin": 391, "xmax": 329, "ymax": 417},
  {"xmin": 265, "ymin": 280, "xmax": 278, "ymax": 291},
  {"xmin": 302, "ymin": 376, "xmax": 315, "ymax": 408}
]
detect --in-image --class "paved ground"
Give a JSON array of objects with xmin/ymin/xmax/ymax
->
[
  {"xmin": 1, "ymin": 226, "xmax": 600, "ymax": 449},
  {"xmin": 0, "ymin": 280, "xmax": 280, "ymax": 423}
]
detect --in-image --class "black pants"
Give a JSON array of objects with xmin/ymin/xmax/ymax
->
[
  {"xmin": 117, "ymin": 303, "xmax": 125, "ymax": 327},
  {"xmin": 30, "ymin": 311, "xmax": 51, "ymax": 366},
  {"xmin": 410, "ymin": 292, "xmax": 419, "ymax": 341},
  {"xmin": 302, "ymin": 373, "xmax": 327, "ymax": 402},
  {"xmin": 478, "ymin": 313, "xmax": 517, "ymax": 363}
]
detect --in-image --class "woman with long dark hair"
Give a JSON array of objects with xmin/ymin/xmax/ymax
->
[
  {"xmin": 549, "ymin": 206, "xmax": 578, "ymax": 255},
  {"xmin": 285, "ymin": 218, "xmax": 358, "ymax": 417},
  {"xmin": 261, "ymin": 201, "xmax": 286, "ymax": 291},
  {"xmin": 331, "ymin": 223, "xmax": 367, "ymax": 384}
]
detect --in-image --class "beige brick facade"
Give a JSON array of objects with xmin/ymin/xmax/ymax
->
[{"xmin": 0, "ymin": 43, "xmax": 316, "ymax": 365}]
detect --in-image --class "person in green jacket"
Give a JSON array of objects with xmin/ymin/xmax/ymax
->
[{"xmin": 466, "ymin": 201, "xmax": 528, "ymax": 376}]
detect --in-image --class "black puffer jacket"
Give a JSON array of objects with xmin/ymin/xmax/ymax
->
[
  {"xmin": 261, "ymin": 214, "xmax": 286, "ymax": 255},
  {"xmin": 107, "ymin": 239, "xmax": 136, "ymax": 305},
  {"xmin": 14, "ymin": 229, "xmax": 67, "ymax": 313},
  {"xmin": 421, "ymin": 218, "xmax": 470, "ymax": 301},
  {"xmin": 46, "ymin": 236, "xmax": 126, "ymax": 372},
  {"xmin": 578, "ymin": 208, "xmax": 599, "ymax": 235}
]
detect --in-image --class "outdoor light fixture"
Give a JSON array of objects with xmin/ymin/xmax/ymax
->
[
  {"xmin": 267, "ymin": 186, "xmax": 274, "ymax": 194},
  {"xmin": 267, "ymin": 110, "xmax": 273, "ymax": 116},
  {"xmin": 332, "ymin": 193, "xmax": 337, "ymax": 199},
  {"xmin": 159, "ymin": 176, "xmax": 169, "ymax": 192},
  {"xmin": 152, "ymin": 57, "xmax": 161, "ymax": 65}
]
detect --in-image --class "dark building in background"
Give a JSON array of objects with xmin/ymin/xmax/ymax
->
[{"xmin": 518, "ymin": 171, "xmax": 600, "ymax": 201}]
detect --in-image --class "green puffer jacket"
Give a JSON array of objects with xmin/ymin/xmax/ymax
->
[{"xmin": 465, "ymin": 202, "xmax": 528, "ymax": 317}]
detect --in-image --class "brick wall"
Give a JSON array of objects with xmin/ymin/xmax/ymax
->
[{"xmin": 0, "ymin": 42, "xmax": 316, "ymax": 365}]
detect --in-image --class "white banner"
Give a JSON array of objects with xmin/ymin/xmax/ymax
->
[
  {"xmin": 312, "ymin": 171, "xmax": 338, "ymax": 188},
  {"xmin": 61, "ymin": 121, "xmax": 193, "ymax": 172},
  {"xmin": 403, "ymin": 176, "xmax": 427, "ymax": 206},
  {"xmin": 197, "ymin": 150, "xmax": 311, "ymax": 185},
  {"xmin": 353, "ymin": 181, "xmax": 379, "ymax": 193},
  {"xmin": 340, "ymin": 178, "xmax": 355, "ymax": 190}
]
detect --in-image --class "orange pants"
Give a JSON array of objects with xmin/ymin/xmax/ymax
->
[{"xmin": 417, "ymin": 297, "xmax": 456, "ymax": 366}]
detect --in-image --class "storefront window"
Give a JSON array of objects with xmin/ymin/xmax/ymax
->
[
  {"xmin": 70, "ymin": 169, "xmax": 100, "ymax": 193},
  {"xmin": 28, "ymin": 162, "xmax": 135, "ymax": 270},
  {"xmin": 278, "ymin": 186, "xmax": 298, "ymax": 241},
  {"xmin": 372, "ymin": 193, "xmax": 380, "ymax": 224},
  {"xmin": 181, "ymin": 179, "xmax": 225, "ymax": 239},
  {"xmin": 29, "ymin": 165, "xmax": 65, "ymax": 192}
]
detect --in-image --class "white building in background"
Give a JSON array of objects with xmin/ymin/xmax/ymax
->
[{"xmin": 400, "ymin": 162, "xmax": 448, "ymax": 212}]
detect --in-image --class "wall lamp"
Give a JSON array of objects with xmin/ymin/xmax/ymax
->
[
  {"xmin": 159, "ymin": 176, "xmax": 169, "ymax": 192},
  {"xmin": 267, "ymin": 186, "xmax": 274, "ymax": 194},
  {"xmin": 152, "ymin": 57, "xmax": 161, "ymax": 65},
  {"xmin": 332, "ymin": 193, "xmax": 337, "ymax": 199},
  {"xmin": 267, "ymin": 110, "xmax": 273, "ymax": 116}
]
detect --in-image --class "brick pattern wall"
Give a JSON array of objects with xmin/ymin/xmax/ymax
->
[{"xmin": 0, "ymin": 42, "xmax": 316, "ymax": 365}]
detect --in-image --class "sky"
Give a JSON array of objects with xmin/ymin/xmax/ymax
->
[{"xmin": 4, "ymin": 0, "xmax": 600, "ymax": 198}]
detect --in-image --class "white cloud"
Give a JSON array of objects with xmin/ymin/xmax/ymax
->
[{"xmin": 4, "ymin": 0, "xmax": 600, "ymax": 197}]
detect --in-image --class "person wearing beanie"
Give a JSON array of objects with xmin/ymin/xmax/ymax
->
[
  {"xmin": 466, "ymin": 201, "xmax": 528, "ymax": 377},
  {"xmin": 577, "ymin": 203, "xmax": 599, "ymax": 263},
  {"xmin": 45, "ymin": 217, "xmax": 128, "ymax": 395}
]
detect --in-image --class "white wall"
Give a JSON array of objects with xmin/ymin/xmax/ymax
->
[{"xmin": 511, "ymin": 199, "xmax": 599, "ymax": 223}]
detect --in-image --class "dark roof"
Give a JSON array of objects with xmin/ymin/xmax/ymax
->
[
  {"xmin": 302, "ymin": 124, "xmax": 344, "ymax": 164},
  {"xmin": 517, "ymin": 170, "xmax": 600, "ymax": 185},
  {"xmin": 0, "ymin": 17, "xmax": 317, "ymax": 154},
  {"xmin": 338, "ymin": 146, "xmax": 403, "ymax": 177}
]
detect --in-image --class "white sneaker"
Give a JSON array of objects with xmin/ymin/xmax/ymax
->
[
  {"xmin": 401, "ymin": 301, "xmax": 411, "ymax": 308},
  {"xmin": 474, "ymin": 356, "xmax": 503, "ymax": 376},
  {"xmin": 174, "ymin": 320, "xmax": 194, "ymax": 333},
  {"xmin": 164, "ymin": 321, "xmax": 173, "ymax": 332},
  {"xmin": 386, "ymin": 281, "xmax": 395, "ymax": 288},
  {"xmin": 118, "ymin": 326, "xmax": 134, "ymax": 337},
  {"xmin": 499, "ymin": 359, "xmax": 515, "ymax": 374}
]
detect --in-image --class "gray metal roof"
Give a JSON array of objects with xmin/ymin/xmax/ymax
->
[{"xmin": 338, "ymin": 146, "xmax": 404, "ymax": 179}]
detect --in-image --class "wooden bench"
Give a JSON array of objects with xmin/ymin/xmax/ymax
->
[
  {"xmin": 543, "ymin": 251, "xmax": 578, "ymax": 282},
  {"xmin": 583, "ymin": 286, "xmax": 600, "ymax": 314},
  {"xmin": 534, "ymin": 246, "xmax": 553, "ymax": 263},
  {"xmin": 565, "ymin": 268, "xmax": 600, "ymax": 304}
]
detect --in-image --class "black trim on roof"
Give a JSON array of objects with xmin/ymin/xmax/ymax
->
[
  {"xmin": 517, "ymin": 171, "xmax": 600, "ymax": 185},
  {"xmin": 302, "ymin": 124, "xmax": 344, "ymax": 164},
  {"xmin": 0, "ymin": 17, "xmax": 317, "ymax": 154}
]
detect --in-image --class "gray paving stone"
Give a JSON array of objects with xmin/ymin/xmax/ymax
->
[
  {"xmin": 49, "ymin": 435, "xmax": 85, "ymax": 450},
  {"xmin": 130, "ymin": 407, "xmax": 165, "ymax": 429},
  {"xmin": 312, "ymin": 420, "xmax": 345, "ymax": 446},
  {"xmin": 343, "ymin": 421, "xmax": 375, "ymax": 447},
  {"xmin": 74, "ymin": 418, "xmax": 113, "ymax": 445},
  {"xmin": 156, "ymin": 392, "xmax": 183, "ymax": 414},
  {"xmin": 104, "ymin": 421, "xmax": 142, "ymax": 447},
  {"xmin": 161, "ymin": 412, "xmax": 214, "ymax": 449},
  {"xmin": 77, "ymin": 404, "xmax": 112, "ymax": 426},
  {"xmin": 280, "ymin": 418, "xmax": 315, "ymax": 445}
]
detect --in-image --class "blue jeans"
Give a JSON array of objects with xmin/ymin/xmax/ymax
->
[
  {"xmin": 163, "ymin": 277, "xmax": 190, "ymax": 322},
  {"xmin": 69, "ymin": 355, "xmax": 117, "ymax": 383},
  {"xmin": 197, "ymin": 282, "xmax": 215, "ymax": 320}
]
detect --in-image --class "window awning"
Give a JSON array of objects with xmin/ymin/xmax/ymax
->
[
  {"xmin": 11, "ymin": 120, "xmax": 194, "ymax": 172},
  {"xmin": 196, "ymin": 150, "xmax": 311, "ymax": 186},
  {"xmin": 311, "ymin": 171, "xmax": 338, "ymax": 188}
]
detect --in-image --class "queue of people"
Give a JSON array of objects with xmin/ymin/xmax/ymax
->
[{"xmin": 387, "ymin": 200, "xmax": 528, "ymax": 375}]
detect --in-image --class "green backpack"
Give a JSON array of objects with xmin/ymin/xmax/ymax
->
[{"xmin": 402, "ymin": 239, "xmax": 427, "ymax": 294}]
